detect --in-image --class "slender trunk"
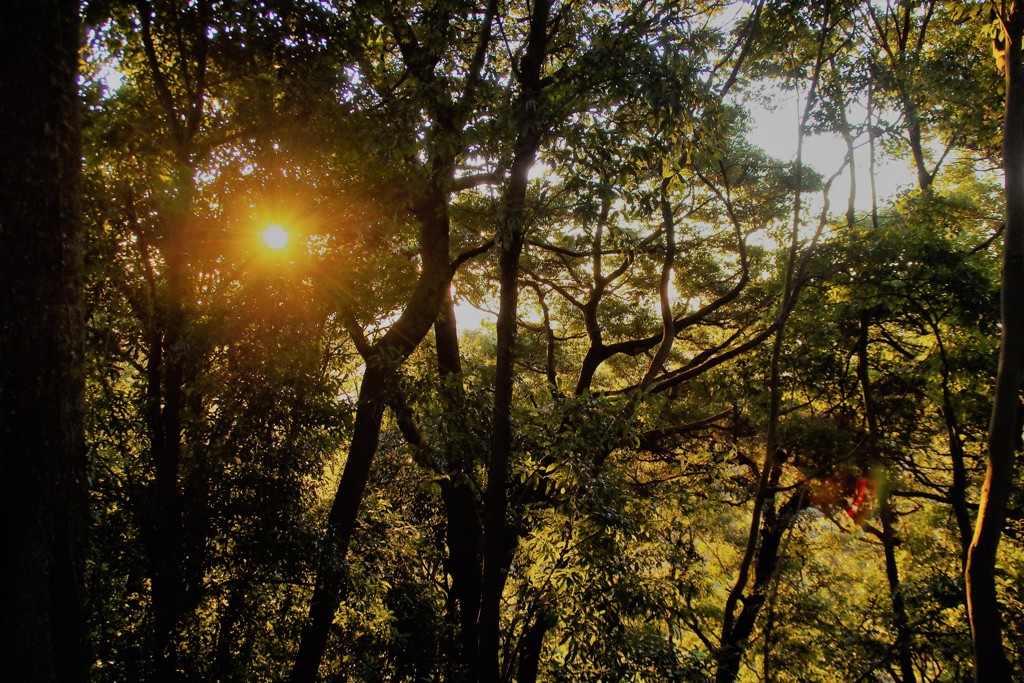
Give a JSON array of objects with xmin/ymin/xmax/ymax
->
[
  {"xmin": 945, "ymin": 403, "xmax": 974, "ymax": 569},
  {"xmin": 479, "ymin": 220, "xmax": 526, "ymax": 682},
  {"xmin": 879, "ymin": 499, "xmax": 916, "ymax": 683},
  {"xmin": 0, "ymin": 1, "xmax": 88, "ymax": 680},
  {"xmin": 715, "ymin": 492, "xmax": 807, "ymax": 683},
  {"xmin": 966, "ymin": 6, "xmax": 1024, "ymax": 682},
  {"xmin": 902, "ymin": 92, "xmax": 933, "ymax": 191},
  {"xmin": 857, "ymin": 315, "xmax": 916, "ymax": 683},
  {"xmin": 868, "ymin": 83, "xmax": 880, "ymax": 230},
  {"xmin": 210, "ymin": 582, "xmax": 249, "ymax": 681},
  {"xmin": 434, "ymin": 286, "xmax": 485, "ymax": 680},
  {"xmin": 931, "ymin": 325, "xmax": 973, "ymax": 568},
  {"xmin": 479, "ymin": 3, "xmax": 551, "ymax": 680},
  {"xmin": 140, "ymin": 155, "xmax": 203, "ymax": 682},
  {"xmin": 290, "ymin": 199, "xmax": 453, "ymax": 683},
  {"xmin": 131, "ymin": 6, "xmax": 212, "ymax": 674},
  {"xmin": 639, "ymin": 178, "xmax": 677, "ymax": 390},
  {"xmin": 442, "ymin": 480, "xmax": 484, "ymax": 682},
  {"xmin": 147, "ymin": 245, "xmax": 189, "ymax": 682},
  {"xmin": 514, "ymin": 608, "xmax": 554, "ymax": 683},
  {"xmin": 290, "ymin": 365, "xmax": 390, "ymax": 683}
]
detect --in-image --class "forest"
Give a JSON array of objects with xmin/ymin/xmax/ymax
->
[{"xmin": 2, "ymin": 0, "xmax": 1024, "ymax": 681}]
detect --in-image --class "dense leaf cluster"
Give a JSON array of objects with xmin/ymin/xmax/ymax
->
[{"xmin": 74, "ymin": 1, "xmax": 1022, "ymax": 681}]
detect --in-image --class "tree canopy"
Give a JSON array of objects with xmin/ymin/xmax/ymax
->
[{"xmin": 28, "ymin": 0, "xmax": 1024, "ymax": 680}]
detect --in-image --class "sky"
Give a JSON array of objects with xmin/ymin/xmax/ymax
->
[{"xmin": 745, "ymin": 91, "xmax": 915, "ymax": 212}]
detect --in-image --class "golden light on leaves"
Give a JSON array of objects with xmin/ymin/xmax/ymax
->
[{"xmin": 261, "ymin": 224, "xmax": 289, "ymax": 250}]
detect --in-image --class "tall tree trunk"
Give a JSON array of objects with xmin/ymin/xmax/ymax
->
[
  {"xmin": 929, "ymin": 321, "xmax": 973, "ymax": 568},
  {"xmin": 289, "ymin": 365, "xmax": 391, "ymax": 683},
  {"xmin": 966, "ymin": 5, "xmax": 1024, "ymax": 682},
  {"xmin": 290, "ymin": 198, "xmax": 454, "ymax": 683},
  {"xmin": 0, "ymin": 1, "xmax": 89, "ymax": 680},
  {"xmin": 857, "ymin": 315, "xmax": 916, "ymax": 683},
  {"xmin": 144, "ymin": 233, "xmax": 190, "ymax": 683},
  {"xmin": 130, "ymin": 5, "xmax": 213, "ymax": 675},
  {"xmin": 433, "ymin": 287, "xmax": 485, "ymax": 681},
  {"xmin": 715, "ymin": 491, "xmax": 807, "ymax": 683},
  {"xmin": 716, "ymin": 10, "xmax": 832, "ymax": 677},
  {"xmin": 442, "ymin": 479, "xmax": 484, "ymax": 682},
  {"xmin": 514, "ymin": 608, "xmax": 555, "ymax": 683},
  {"xmin": 479, "ymin": 3, "xmax": 551, "ymax": 680},
  {"xmin": 878, "ymin": 499, "xmax": 916, "ymax": 683}
]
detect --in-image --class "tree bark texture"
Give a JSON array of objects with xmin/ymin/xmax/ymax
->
[
  {"xmin": 966, "ymin": 5, "xmax": 1024, "ymax": 682},
  {"xmin": 0, "ymin": 1, "xmax": 89, "ymax": 680}
]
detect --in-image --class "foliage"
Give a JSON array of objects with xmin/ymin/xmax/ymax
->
[{"xmin": 70, "ymin": 0, "xmax": 1022, "ymax": 681}]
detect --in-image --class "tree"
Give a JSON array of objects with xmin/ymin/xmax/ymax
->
[
  {"xmin": 0, "ymin": 0, "xmax": 89, "ymax": 680},
  {"xmin": 966, "ymin": 3, "xmax": 1024, "ymax": 681},
  {"xmin": 81, "ymin": 3, "xmax": 354, "ymax": 678},
  {"xmin": 72, "ymin": 0, "xmax": 1024, "ymax": 680}
]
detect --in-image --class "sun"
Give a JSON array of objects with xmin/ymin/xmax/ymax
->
[{"xmin": 261, "ymin": 224, "xmax": 289, "ymax": 250}]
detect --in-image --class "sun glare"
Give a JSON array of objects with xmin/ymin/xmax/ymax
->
[{"xmin": 261, "ymin": 225, "xmax": 289, "ymax": 250}]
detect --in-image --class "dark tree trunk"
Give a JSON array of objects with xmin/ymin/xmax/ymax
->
[
  {"xmin": 715, "ymin": 492, "xmax": 808, "ymax": 683},
  {"xmin": 966, "ymin": 5, "xmax": 1024, "ymax": 682},
  {"xmin": 128, "ymin": 5, "xmax": 213, "ymax": 676},
  {"xmin": 442, "ymin": 480, "xmax": 484, "ymax": 682},
  {"xmin": 290, "ymin": 197, "xmax": 454, "ymax": 683},
  {"xmin": 479, "ymin": 3, "xmax": 551, "ymax": 680},
  {"xmin": 0, "ymin": 1, "xmax": 89, "ymax": 680},
  {"xmin": 857, "ymin": 315, "xmax": 916, "ymax": 683},
  {"xmin": 433, "ymin": 286, "xmax": 485, "ymax": 681},
  {"xmin": 290, "ymin": 365, "xmax": 391, "ymax": 683},
  {"xmin": 515, "ymin": 608, "xmax": 554, "ymax": 683},
  {"xmin": 479, "ymin": 218, "xmax": 526, "ymax": 683},
  {"xmin": 143, "ymin": 247, "xmax": 190, "ymax": 682},
  {"xmin": 930, "ymin": 324, "xmax": 973, "ymax": 568},
  {"xmin": 879, "ymin": 500, "xmax": 916, "ymax": 683},
  {"xmin": 429, "ymin": 285, "xmax": 490, "ymax": 681}
]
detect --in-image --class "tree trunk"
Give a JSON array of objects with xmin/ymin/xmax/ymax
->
[
  {"xmin": 433, "ymin": 286, "xmax": 486, "ymax": 681},
  {"xmin": 479, "ymin": 3, "xmax": 551, "ymax": 680},
  {"xmin": 966, "ymin": 5, "xmax": 1024, "ymax": 682},
  {"xmin": 143, "ymin": 242, "xmax": 190, "ymax": 683},
  {"xmin": 442, "ymin": 479, "xmax": 484, "ymax": 682},
  {"xmin": 514, "ymin": 608, "xmax": 554, "ymax": 683},
  {"xmin": 715, "ymin": 491, "xmax": 808, "ymax": 683},
  {"xmin": 857, "ymin": 315, "xmax": 916, "ymax": 683},
  {"xmin": 901, "ymin": 92, "xmax": 933, "ymax": 192},
  {"xmin": 930, "ymin": 324, "xmax": 973, "ymax": 568},
  {"xmin": 0, "ymin": 1, "xmax": 89, "ymax": 680},
  {"xmin": 290, "ymin": 197, "xmax": 454, "ymax": 683},
  {"xmin": 879, "ymin": 499, "xmax": 916, "ymax": 683},
  {"xmin": 290, "ymin": 365, "xmax": 391, "ymax": 683}
]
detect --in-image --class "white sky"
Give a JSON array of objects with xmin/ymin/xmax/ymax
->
[{"xmin": 745, "ymin": 92, "xmax": 915, "ymax": 212}]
